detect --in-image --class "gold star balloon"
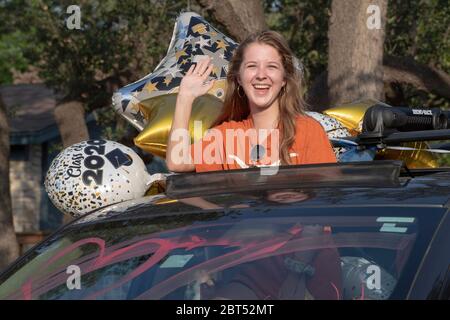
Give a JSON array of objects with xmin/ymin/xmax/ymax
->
[{"xmin": 133, "ymin": 93, "xmax": 223, "ymax": 157}]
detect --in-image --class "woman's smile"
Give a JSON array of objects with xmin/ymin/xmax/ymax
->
[{"xmin": 252, "ymin": 83, "xmax": 271, "ymax": 96}]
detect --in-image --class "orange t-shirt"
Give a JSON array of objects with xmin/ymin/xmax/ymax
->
[{"xmin": 190, "ymin": 115, "xmax": 336, "ymax": 172}]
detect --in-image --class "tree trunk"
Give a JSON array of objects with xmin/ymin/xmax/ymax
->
[
  {"xmin": 328, "ymin": 0, "xmax": 387, "ymax": 106},
  {"xmin": 306, "ymin": 70, "xmax": 329, "ymax": 111},
  {"xmin": 0, "ymin": 94, "xmax": 20, "ymax": 271},
  {"xmin": 54, "ymin": 101, "xmax": 89, "ymax": 148},
  {"xmin": 196, "ymin": 0, "xmax": 267, "ymax": 42},
  {"xmin": 54, "ymin": 101, "xmax": 89, "ymax": 224}
]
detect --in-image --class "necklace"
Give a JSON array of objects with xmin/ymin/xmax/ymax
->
[{"xmin": 248, "ymin": 116, "xmax": 277, "ymax": 164}]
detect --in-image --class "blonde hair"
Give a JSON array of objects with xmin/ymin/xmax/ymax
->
[{"xmin": 211, "ymin": 30, "xmax": 307, "ymax": 164}]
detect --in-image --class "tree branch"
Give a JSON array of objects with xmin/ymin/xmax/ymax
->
[
  {"xmin": 196, "ymin": 0, "xmax": 267, "ymax": 42},
  {"xmin": 383, "ymin": 55, "xmax": 450, "ymax": 100},
  {"xmin": 307, "ymin": 56, "xmax": 450, "ymax": 111}
]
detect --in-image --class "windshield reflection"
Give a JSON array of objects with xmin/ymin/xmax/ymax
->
[{"xmin": 0, "ymin": 204, "xmax": 436, "ymax": 301}]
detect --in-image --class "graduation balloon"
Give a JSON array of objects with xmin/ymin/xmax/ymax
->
[
  {"xmin": 112, "ymin": 12, "xmax": 237, "ymax": 124},
  {"xmin": 44, "ymin": 140, "xmax": 152, "ymax": 217}
]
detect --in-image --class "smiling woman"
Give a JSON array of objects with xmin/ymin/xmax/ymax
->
[{"xmin": 166, "ymin": 30, "xmax": 336, "ymax": 173}]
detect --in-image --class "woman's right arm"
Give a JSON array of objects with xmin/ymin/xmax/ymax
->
[{"xmin": 166, "ymin": 57, "xmax": 215, "ymax": 172}]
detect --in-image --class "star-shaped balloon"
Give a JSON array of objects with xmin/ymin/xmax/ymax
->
[
  {"xmin": 112, "ymin": 12, "xmax": 238, "ymax": 157},
  {"xmin": 113, "ymin": 12, "xmax": 237, "ymax": 131}
]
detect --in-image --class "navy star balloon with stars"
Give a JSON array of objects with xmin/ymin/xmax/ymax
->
[{"xmin": 112, "ymin": 12, "xmax": 238, "ymax": 132}]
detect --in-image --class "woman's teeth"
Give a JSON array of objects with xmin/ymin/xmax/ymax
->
[{"xmin": 253, "ymin": 84, "xmax": 270, "ymax": 89}]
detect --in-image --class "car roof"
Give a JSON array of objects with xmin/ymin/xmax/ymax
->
[{"xmin": 73, "ymin": 161, "xmax": 450, "ymax": 225}]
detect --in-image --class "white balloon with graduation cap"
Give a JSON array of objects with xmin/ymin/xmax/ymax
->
[{"xmin": 45, "ymin": 140, "xmax": 152, "ymax": 217}]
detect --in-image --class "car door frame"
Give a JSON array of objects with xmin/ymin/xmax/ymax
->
[{"xmin": 407, "ymin": 207, "xmax": 450, "ymax": 299}]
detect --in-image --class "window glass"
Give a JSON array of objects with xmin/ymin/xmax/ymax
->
[{"xmin": 0, "ymin": 206, "xmax": 443, "ymax": 300}]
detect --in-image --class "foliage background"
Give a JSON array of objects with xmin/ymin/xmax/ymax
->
[{"xmin": 1, "ymin": 0, "xmax": 449, "ymax": 151}]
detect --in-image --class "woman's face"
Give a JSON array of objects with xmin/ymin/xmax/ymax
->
[{"xmin": 238, "ymin": 42, "xmax": 286, "ymax": 111}]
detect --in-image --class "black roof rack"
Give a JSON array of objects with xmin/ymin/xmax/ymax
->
[
  {"xmin": 337, "ymin": 105, "xmax": 450, "ymax": 149},
  {"xmin": 332, "ymin": 128, "xmax": 450, "ymax": 150},
  {"xmin": 165, "ymin": 160, "xmax": 404, "ymax": 198},
  {"xmin": 357, "ymin": 128, "xmax": 450, "ymax": 146}
]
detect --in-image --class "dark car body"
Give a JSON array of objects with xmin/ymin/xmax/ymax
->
[{"xmin": 0, "ymin": 161, "xmax": 449, "ymax": 300}]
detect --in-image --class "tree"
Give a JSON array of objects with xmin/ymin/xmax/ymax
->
[
  {"xmin": 383, "ymin": 0, "xmax": 450, "ymax": 109},
  {"xmin": 3, "ymin": 0, "xmax": 187, "ymax": 145},
  {"xmin": 54, "ymin": 101, "xmax": 90, "ymax": 225},
  {"xmin": 197, "ymin": 0, "xmax": 267, "ymax": 41},
  {"xmin": 0, "ymin": 94, "xmax": 20, "ymax": 271},
  {"xmin": 383, "ymin": 55, "xmax": 450, "ymax": 101},
  {"xmin": 54, "ymin": 101, "xmax": 90, "ymax": 148},
  {"xmin": 327, "ymin": 0, "xmax": 387, "ymax": 107},
  {"xmin": 3, "ymin": 0, "xmax": 449, "ymax": 140},
  {"xmin": 0, "ymin": 0, "xmax": 41, "ymax": 85},
  {"xmin": 265, "ymin": 0, "xmax": 450, "ymax": 111},
  {"xmin": 262, "ymin": 0, "xmax": 331, "ymax": 108}
]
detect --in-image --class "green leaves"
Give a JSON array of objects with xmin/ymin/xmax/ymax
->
[
  {"xmin": 1, "ymin": 0, "xmax": 185, "ymax": 105},
  {"xmin": 384, "ymin": 0, "xmax": 449, "ymax": 108},
  {"xmin": 0, "ymin": 31, "xmax": 29, "ymax": 83},
  {"xmin": 264, "ymin": 0, "xmax": 331, "ymax": 85}
]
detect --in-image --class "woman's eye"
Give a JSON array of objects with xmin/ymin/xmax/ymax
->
[
  {"xmin": 247, "ymin": 64, "xmax": 256, "ymax": 68},
  {"xmin": 268, "ymin": 65, "xmax": 278, "ymax": 69}
]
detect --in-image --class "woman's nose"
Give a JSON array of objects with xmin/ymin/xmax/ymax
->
[{"xmin": 255, "ymin": 66, "xmax": 267, "ymax": 79}]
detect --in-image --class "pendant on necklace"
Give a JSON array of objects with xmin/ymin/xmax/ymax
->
[{"xmin": 250, "ymin": 144, "xmax": 266, "ymax": 162}]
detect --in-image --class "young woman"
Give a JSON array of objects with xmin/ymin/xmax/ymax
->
[{"xmin": 166, "ymin": 30, "xmax": 336, "ymax": 172}]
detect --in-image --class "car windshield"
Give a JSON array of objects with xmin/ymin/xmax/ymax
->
[{"xmin": 0, "ymin": 202, "xmax": 444, "ymax": 300}]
